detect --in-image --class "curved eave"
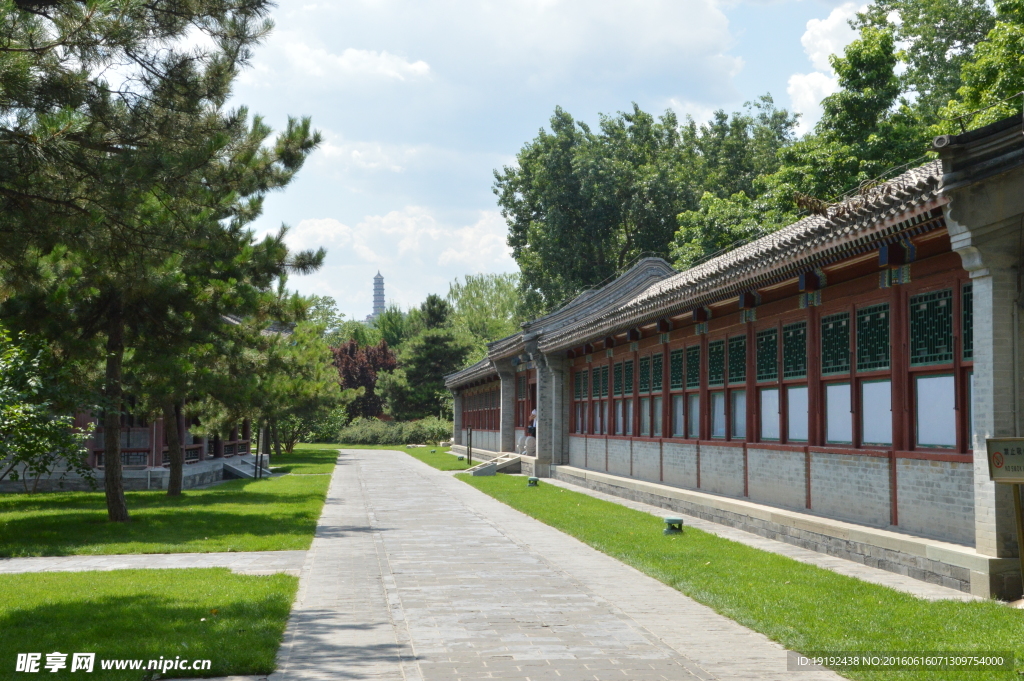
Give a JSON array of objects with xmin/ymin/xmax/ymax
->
[
  {"xmin": 444, "ymin": 358, "xmax": 500, "ymax": 390},
  {"xmin": 539, "ymin": 160, "xmax": 944, "ymax": 353}
]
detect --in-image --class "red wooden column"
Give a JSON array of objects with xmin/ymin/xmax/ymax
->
[
  {"xmin": 807, "ymin": 304, "xmax": 822, "ymax": 445},
  {"xmin": 700, "ymin": 332, "xmax": 710, "ymax": 441},
  {"xmin": 889, "ymin": 282, "xmax": 907, "ymax": 526},
  {"xmin": 745, "ymin": 318, "xmax": 756, "ymax": 440}
]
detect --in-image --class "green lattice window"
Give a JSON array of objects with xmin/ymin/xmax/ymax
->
[
  {"xmin": 652, "ymin": 353, "xmax": 663, "ymax": 392},
  {"xmin": 517, "ymin": 375, "xmax": 527, "ymax": 399},
  {"xmin": 783, "ymin": 322, "xmax": 807, "ymax": 379},
  {"xmin": 686, "ymin": 346, "xmax": 701, "ymax": 388},
  {"xmin": 728, "ymin": 336, "xmax": 746, "ymax": 384},
  {"xmin": 613, "ymin": 362, "xmax": 624, "ymax": 396},
  {"xmin": 592, "ymin": 367, "xmax": 601, "ymax": 398},
  {"xmin": 708, "ymin": 340, "xmax": 725, "ymax": 386},
  {"xmin": 581, "ymin": 370, "xmax": 589, "ymax": 399},
  {"xmin": 670, "ymin": 349, "xmax": 684, "ymax": 390},
  {"xmin": 600, "ymin": 365, "xmax": 609, "ymax": 397},
  {"xmin": 638, "ymin": 356, "xmax": 650, "ymax": 393},
  {"xmin": 963, "ymin": 283, "xmax": 973, "ymax": 361},
  {"xmin": 821, "ymin": 312, "xmax": 850, "ymax": 375},
  {"xmin": 756, "ymin": 328, "xmax": 778, "ymax": 382},
  {"xmin": 574, "ymin": 371, "xmax": 582, "ymax": 400},
  {"xmin": 624, "ymin": 359, "xmax": 634, "ymax": 395},
  {"xmin": 856, "ymin": 304, "xmax": 890, "ymax": 371},
  {"xmin": 910, "ymin": 289, "xmax": 953, "ymax": 366}
]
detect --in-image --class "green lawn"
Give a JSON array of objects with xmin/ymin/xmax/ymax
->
[
  {"xmin": 0, "ymin": 569, "xmax": 296, "ymax": 679},
  {"xmin": 459, "ymin": 473, "xmax": 1024, "ymax": 681},
  {"xmin": 0, "ymin": 447, "xmax": 336, "ymax": 557}
]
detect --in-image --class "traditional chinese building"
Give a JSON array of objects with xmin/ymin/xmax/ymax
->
[{"xmin": 445, "ymin": 115, "xmax": 1024, "ymax": 599}]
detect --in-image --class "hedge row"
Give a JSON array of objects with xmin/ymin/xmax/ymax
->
[{"xmin": 337, "ymin": 417, "xmax": 452, "ymax": 445}]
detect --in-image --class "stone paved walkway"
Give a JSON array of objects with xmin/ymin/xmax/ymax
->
[
  {"xmin": 270, "ymin": 448, "xmax": 842, "ymax": 681},
  {"xmin": 0, "ymin": 550, "xmax": 305, "ymax": 575},
  {"xmin": 539, "ymin": 475, "xmax": 980, "ymax": 603}
]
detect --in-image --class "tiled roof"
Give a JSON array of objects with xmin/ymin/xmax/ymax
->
[
  {"xmin": 488, "ymin": 257, "xmax": 675, "ymax": 361},
  {"xmin": 444, "ymin": 357, "xmax": 499, "ymax": 389},
  {"xmin": 539, "ymin": 160, "xmax": 944, "ymax": 352}
]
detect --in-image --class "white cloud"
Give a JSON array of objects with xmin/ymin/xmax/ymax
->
[
  {"xmin": 317, "ymin": 137, "xmax": 423, "ymax": 173},
  {"xmin": 788, "ymin": 2, "xmax": 862, "ymax": 132},
  {"xmin": 668, "ymin": 98, "xmax": 719, "ymax": 126},
  {"xmin": 281, "ymin": 43, "xmax": 430, "ymax": 82},
  {"xmin": 801, "ymin": 2, "xmax": 859, "ymax": 72},
  {"xmin": 787, "ymin": 72, "xmax": 840, "ymax": 134},
  {"xmin": 438, "ymin": 212, "xmax": 512, "ymax": 268},
  {"xmin": 275, "ymin": 207, "xmax": 516, "ymax": 311}
]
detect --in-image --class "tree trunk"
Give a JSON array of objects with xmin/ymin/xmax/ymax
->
[
  {"xmin": 270, "ymin": 420, "xmax": 282, "ymax": 458},
  {"xmin": 164, "ymin": 400, "xmax": 184, "ymax": 496},
  {"xmin": 103, "ymin": 308, "xmax": 131, "ymax": 522}
]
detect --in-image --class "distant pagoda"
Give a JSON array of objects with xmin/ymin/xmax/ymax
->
[{"xmin": 366, "ymin": 271, "xmax": 385, "ymax": 322}]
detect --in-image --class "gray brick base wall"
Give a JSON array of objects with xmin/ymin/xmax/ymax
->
[
  {"xmin": 0, "ymin": 462, "xmax": 225, "ymax": 493},
  {"xmin": 662, "ymin": 442, "xmax": 698, "ymax": 488},
  {"xmin": 607, "ymin": 439, "xmax": 630, "ymax": 477},
  {"xmin": 810, "ymin": 453, "xmax": 891, "ymax": 528},
  {"xmin": 699, "ymin": 445, "xmax": 744, "ymax": 498},
  {"xmin": 551, "ymin": 467, "xmax": 973, "ymax": 593},
  {"xmin": 569, "ymin": 436, "xmax": 587, "ymax": 468},
  {"xmin": 747, "ymin": 448, "xmax": 805, "ymax": 511},
  {"xmin": 897, "ymin": 459, "xmax": 975, "ymax": 545},
  {"xmin": 632, "ymin": 441, "xmax": 661, "ymax": 482}
]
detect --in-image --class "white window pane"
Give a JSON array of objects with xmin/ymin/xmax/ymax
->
[
  {"xmin": 687, "ymin": 393, "xmax": 700, "ymax": 439},
  {"xmin": 653, "ymin": 397, "xmax": 663, "ymax": 437},
  {"xmin": 626, "ymin": 400, "xmax": 634, "ymax": 436},
  {"xmin": 787, "ymin": 386, "xmax": 809, "ymax": 441},
  {"xmin": 672, "ymin": 395, "xmax": 684, "ymax": 437},
  {"xmin": 826, "ymin": 383, "xmax": 852, "ymax": 444},
  {"xmin": 604, "ymin": 402, "xmax": 610, "ymax": 435},
  {"xmin": 615, "ymin": 400, "xmax": 624, "ymax": 435},
  {"xmin": 862, "ymin": 380, "xmax": 892, "ymax": 445},
  {"xmin": 917, "ymin": 375, "xmax": 956, "ymax": 447},
  {"xmin": 760, "ymin": 388, "xmax": 779, "ymax": 440},
  {"xmin": 640, "ymin": 398, "xmax": 651, "ymax": 436},
  {"xmin": 731, "ymin": 390, "xmax": 746, "ymax": 439},
  {"xmin": 711, "ymin": 392, "xmax": 726, "ymax": 438}
]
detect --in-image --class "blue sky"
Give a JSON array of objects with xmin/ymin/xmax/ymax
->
[{"xmin": 238, "ymin": 0, "xmax": 863, "ymax": 321}]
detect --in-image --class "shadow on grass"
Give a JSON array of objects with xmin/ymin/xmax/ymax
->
[
  {"xmin": 0, "ymin": 476, "xmax": 331, "ymax": 557},
  {"xmin": 0, "ymin": 571, "xmax": 294, "ymax": 680}
]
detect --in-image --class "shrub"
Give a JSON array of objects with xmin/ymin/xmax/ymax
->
[{"xmin": 338, "ymin": 417, "xmax": 452, "ymax": 445}]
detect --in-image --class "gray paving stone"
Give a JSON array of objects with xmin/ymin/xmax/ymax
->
[
  {"xmin": 0, "ymin": 550, "xmax": 305, "ymax": 575},
  {"xmin": 269, "ymin": 448, "xmax": 843, "ymax": 681}
]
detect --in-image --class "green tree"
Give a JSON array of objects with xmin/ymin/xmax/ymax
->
[
  {"xmin": 0, "ymin": 0, "xmax": 322, "ymax": 520},
  {"xmin": 938, "ymin": 0, "xmax": 1024, "ymax": 129},
  {"xmin": 857, "ymin": 0, "xmax": 995, "ymax": 121},
  {"xmin": 447, "ymin": 273, "xmax": 524, "ymax": 364},
  {"xmin": 671, "ymin": 192, "xmax": 791, "ymax": 270},
  {"xmin": 377, "ymin": 328, "xmax": 472, "ymax": 421},
  {"xmin": 0, "ymin": 326, "xmax": 93, "ymax": 492},
  {"xmin": 420, "ymin": 294, "xmax": 452, "ymax": 329},
  {"xmin": 757, "ymin": 26, "xmax": 930, "ymax": 211},
  {"xmin": 495, "ymin": 99, "xmax": 796, "ymax": 312}
]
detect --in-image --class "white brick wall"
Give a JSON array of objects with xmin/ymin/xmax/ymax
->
[
  {"xmin": 569, "ymin": 436, "xmax": 587, "ymax": 468},
  {"xmin": 699, "ymin": 445, "xmax": 745, "ymax": 497},
  {"xmin": 748, "ymin": 448, "xmax": 806, "ymax": 510},
  {"xmin": 632, "ymin": 440, "xmax": 661, "ymax": 482},
  {"xmin": 606, "ymin": 439, "xmax": 631, "ymax": 477},
  {"xmin": 810, "ymin": 453, "xmax": 890, "ymax": 528},
  {"xmin": 897, "ymin": 458, "xmax": 974, "ymax": 545},
  {"xmin": 662, "ymin": 442, "xmax": 698, "ymax": 489}
]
